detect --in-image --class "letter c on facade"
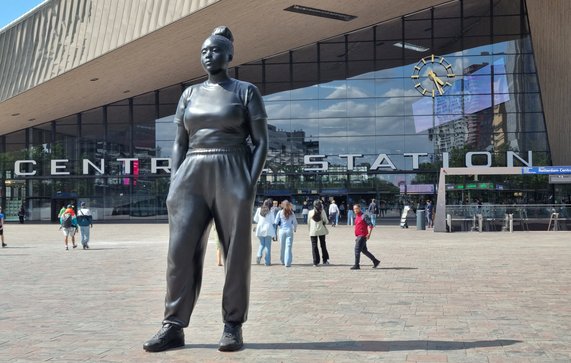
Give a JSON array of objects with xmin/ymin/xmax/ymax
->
[{"xmin": 14, "ymin": 160, "xmax": 37, "ymax": 176}]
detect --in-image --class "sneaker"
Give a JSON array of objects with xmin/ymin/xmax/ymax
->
[
  {"xmin": 218, "ymin": 323, "xmax": 243, "ymax": 352},
  {"xmin": 373, "ymin": 259, "xmax": 381, "ymax": 269},
  {"xmin": 65, "ymin": 246, "xmax": 69, "ymax": 251},
  {"xmin": 256, "ymin": 256, "xmax": 261, "ymax": 264},
  {"xmin": 313, "ymin": 264, "xmax": 318, "ymax": 267},
  {"xmin": 2, "ymin": 243, "xmax": 6, "ymax": 248},
  {"xmin": 350, "ymin": 265, "xmax": 360, "ymax": 270},
  {"xmin": 82, "ymin": 245, "xmax": 87, "ymax": 250},
  {"xmin": 323, "ymin": 261, "xmax": 330, "ymax": 265},
  {"xmin": 72, "ymin": 244, "xmax": 77, "ymax": 249},
  {"xmin": 143, "ymin": 323, "xmax": 185, "ymax": 352}
]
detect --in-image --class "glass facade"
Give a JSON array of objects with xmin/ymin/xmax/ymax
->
[{"xmin": 0, "ymin": 0, "xmax": 555, "ymax": 222}]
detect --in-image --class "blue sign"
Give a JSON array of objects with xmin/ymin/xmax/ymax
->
[{"xmin": 522, "ymin": 166, "xmax": 571, "ymax": 175}]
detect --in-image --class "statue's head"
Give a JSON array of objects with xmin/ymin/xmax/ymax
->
[{"xmin": 201, "ymin": 26, "xmax": 234, "ymax": 73}]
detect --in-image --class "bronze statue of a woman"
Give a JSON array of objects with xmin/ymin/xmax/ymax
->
[{"xmin": 144, "ymin": 26, "xmax": 268, "ymax": 353}]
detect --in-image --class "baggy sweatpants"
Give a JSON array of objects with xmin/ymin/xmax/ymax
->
[{"xmin": 163, "ymin": 146, "xmax": 254, "ymax": 327}]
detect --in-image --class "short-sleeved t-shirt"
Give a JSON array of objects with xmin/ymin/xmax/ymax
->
[{"xmin": 173, "ymin": 79, "xmax": 267, "ymax": 149}]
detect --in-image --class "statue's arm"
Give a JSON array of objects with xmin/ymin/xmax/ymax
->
[
  {"xmin": 248, "ymin": 117, "xmax": 268, "ymax": 186},
  {"xmin": 171, "ymin": 124, "xmax": 189, "ymax": 181}
]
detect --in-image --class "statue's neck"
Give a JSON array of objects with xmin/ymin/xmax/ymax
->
[{"xmin": 207, "ymin": 70, "xmax": 230, "ymax": 85}]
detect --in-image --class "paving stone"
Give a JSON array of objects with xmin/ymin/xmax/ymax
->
[{"xmin": 0, "ymin": 224, "xmax": 570, "ymax": 361}]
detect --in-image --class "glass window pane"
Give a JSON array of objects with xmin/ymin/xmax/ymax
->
[
  {"xmin": 319, "ymin": 42, "xmax": 345, "ymax": 62},
  {"xmin": 347, "ymin": 41, "xmax": 374, "ymax": 61},
  {"xmin": 320, "ymin": 62, "xmax": 346, "ymax": 82},
  {"xmin": 377, "ymin": 117, "xmax": 405, "ymax": 135},
  {"xmin": 293, "ymin": 63, "xmax": 318, "ymax": 82},
  {"xmin": 405, "ymin": 19, "xmax": 432, "ymax": 39},
  {"xmin": 347, "ymin": 99, "xmax": 376, "ymax": 117},
  {"xmin": 266, "ymin": 100, "xmax": 291, "ymax": 119},
  {"xmin": 291, "ymin": 84, "xmax": 318, "ymax": 100},
  {"xmin": 291, "ymin": 100, "xmax": 318, "ymax": 119},
  {"xmin": 319, "ymin": 81, "xmax": 347, "ymax": 99},
  {"xmin": 292, "ymin": 44, "xmax": 317, "ymax": 63},
  {"xmin": 376, "ymin": 18, "xmax": 402, "ymax": 40},
  {"xmin": 319, "ymin": 99, "xmax": 347, "ymax": 118},
  {"xmin": 494, "ymin": 15, "xmax": 521, "ymax": 35},
  {"xmin": 266, "ymin": 64, "xmax": 290, "ymax": 83}
]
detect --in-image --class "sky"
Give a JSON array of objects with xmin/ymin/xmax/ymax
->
[{"xmin": 0, "ymin": 0, "xmax": 46, "ymax": 30}]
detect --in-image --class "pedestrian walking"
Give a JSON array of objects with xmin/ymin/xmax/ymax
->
[
  {"xmin": 350, "ymin": 204, "xmax": 380, "ymax": 270},
  {"xmin": 77, "ymin": 202, "xmax": 93, "ymax": 249},
  {"xmin": 60, "ymin": 204, "xmax": 77, "ymax": 250},
  {"xmin": 308, "ymin": 200, "xmax": 330, "ymax": 266},
  {"xmin": 301, "ymin": 201, "xmax": 309, "ymax": 224},
  {"xmin": 253, "ymin": 199, "xmax": 276, "ymax": 266},
  {"xmin": 368, "ymin": 199, "xmax": 378, "ymax": 226},
  {"xmin": 18, "ymin": 203, "xmax": 25, "ymax": 224},
  {"xmin": 426, "ymin": 200, "xmax": 434, "ymax": 228},
  {"xmin": 346, "ymin": 203, "xmax": 355, "ymax": 226},
  {"xmin": 0, "ymin": 206, "xmax": 6, "ymax": 248},
  {"xmin": 274, "ymin": 200, "xmax": 297, "ymax": 267},
  {"xmin": 328, "ymin": 200, "xmax": 339, "ymax": 227}
]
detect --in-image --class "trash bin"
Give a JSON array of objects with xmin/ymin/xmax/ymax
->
[{"xmin": 416, "ymin": 209, "xmax": 426, "ymax": 230}]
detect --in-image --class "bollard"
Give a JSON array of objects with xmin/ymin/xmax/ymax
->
[{"xmin": 416, "ymin": 210, "xmax": 426, "ymax": 230}]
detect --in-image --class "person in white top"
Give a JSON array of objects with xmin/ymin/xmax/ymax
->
[
  {"xmin": 253, "ymin": 199, "xmax": 276, "ymax": 266},
  {"xmin": 328, "ymin": 200, "xmax": 340, "ymax": 227},
  {"xmin": 76, "ymin": 202, "xmax": 93, "ymax": 249},
  {"xmin": 301, "ymin": 201, "xmax": 309, "ymax": 224},
  {"xmin": 308, "ymin": 200, "xmax": 330, "ymax": 266}
]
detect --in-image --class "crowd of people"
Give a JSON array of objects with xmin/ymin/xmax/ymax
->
[
  {"xmin": 247, "ymin": 197, "xmax": 382, "ymax": 270},
  {"xmin": 57, "ymin": 202, "xmax": 93, "ymax": 250}
]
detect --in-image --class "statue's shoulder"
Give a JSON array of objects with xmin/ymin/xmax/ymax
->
[
  {"xmin": 231, "ymin": 79, "xmax": 260, "ymax": 92},
  {"xmin": 182, "ymin": 84, "xmax": 200, "ymax": 94}
]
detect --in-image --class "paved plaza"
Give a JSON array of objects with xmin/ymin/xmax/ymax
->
[{"xmin": 1, "ymin": 222, "xmax": 571, "ymax": 362}]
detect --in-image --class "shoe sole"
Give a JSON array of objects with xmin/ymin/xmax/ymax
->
[
  {"xmin": 143, "ymin": 338, "xmax": 185, "ymax": 353},
  {"xmin": 218, "ymin": 342, "xmax": 243, "ymax": 352}
]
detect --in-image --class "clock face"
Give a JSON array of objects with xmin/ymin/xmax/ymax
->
[{"xmin": 411, "ymin": 54, "xmax": 456, "ymax": 97}]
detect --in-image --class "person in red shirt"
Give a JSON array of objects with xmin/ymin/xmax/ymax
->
[{"xmin": 351, "ymin": 204, "xmax": 380, "ymax": 270}]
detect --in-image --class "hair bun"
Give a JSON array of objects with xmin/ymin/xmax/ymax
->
[{"xmin": 212, "ymin": 26, "xmax": 234, "ymax": 42}]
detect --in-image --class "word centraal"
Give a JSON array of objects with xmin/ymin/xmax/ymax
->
[
  {"xmin": 14, "ymin": 158, "xmax": 171, "ymax": 176},
  {"xmin": 13, "ymin": 151, "xmax": 533, "ymax": 176}
]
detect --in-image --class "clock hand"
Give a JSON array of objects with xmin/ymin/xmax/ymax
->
[{"xmin": 427, "ymin": 71, "xmax": 445, "ymax": 95}]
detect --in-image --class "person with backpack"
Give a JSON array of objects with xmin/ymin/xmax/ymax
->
[
  {"xmin": 60, "ymin": 204, "xmax": 77, "ymax": 250},
  {"xmin": 77, "ymin": 202, "xmax": 93, "ymax": 249},
  {"xmin": 367, "ymin": 199, "xmax": 379, "ymax": 226}
]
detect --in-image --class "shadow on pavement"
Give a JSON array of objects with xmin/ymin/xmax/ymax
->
[{"xmin": 186, "ymin": 339, "xmax": 520, "ymax": 352}]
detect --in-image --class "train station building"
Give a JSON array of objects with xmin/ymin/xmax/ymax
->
[{"xmin": 0, "ymin": 0, "xmax": 569, "ymax": 222}]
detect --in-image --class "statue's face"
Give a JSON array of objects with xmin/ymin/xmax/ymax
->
[{"xmin": 201, "ymin": 38, "xmax": 231, "ymax": 73}]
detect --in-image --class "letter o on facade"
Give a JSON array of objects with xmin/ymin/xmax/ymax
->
[{"xmin": 465, "ymin": 151, "xmax": 492, "ymax": 167}]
